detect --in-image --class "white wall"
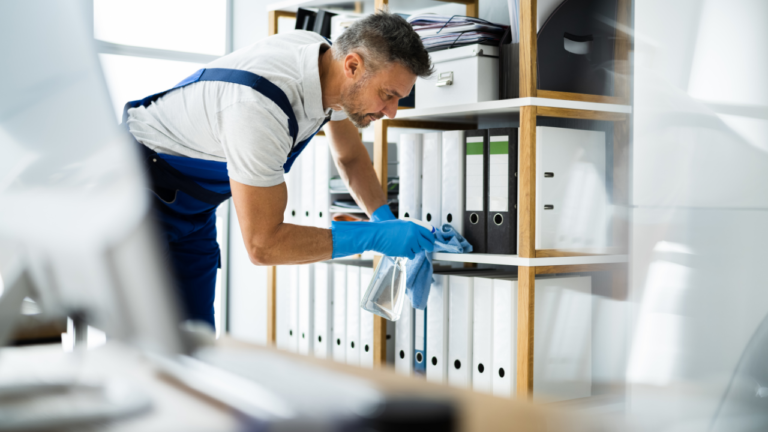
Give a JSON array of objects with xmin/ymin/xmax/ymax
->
[{"xmin": 629, "ymin": 1, "xmax": 768, "ymax": 429}]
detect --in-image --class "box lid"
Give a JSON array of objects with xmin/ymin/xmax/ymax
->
[{"xmin": 429, "ymin": 44, "xmax": 499, "ymax": 64}]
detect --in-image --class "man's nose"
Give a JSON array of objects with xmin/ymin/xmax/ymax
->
[{"xmin": 382, "ymin": 97, "xmax": 399, "ymax": 119}]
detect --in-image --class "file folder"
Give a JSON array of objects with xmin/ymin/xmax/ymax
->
[
  {"xmin": 447, "ymin": 275, "xmax": 474, "ymax": 388},
  {"xmin": 286, "ymin": 265, "xmax": 300, "ymax": 353},
  {"xmin": 395, "ymin": 298, "xmax": 414, "ymax": 376},
  {"xmin": 441, "ymin": 130, "xmax": 466, "ymax": 234},
  {"xmin": 491, "ymin": 275, "xmax": 593, "ymax": 402},
  {"xmin": 491, "ymin": 277, "xmax": 517, "ymax": 398},
  {"xmin": 472, "ymin": 276, "xmax": 494, "ymax": 393},
  {"xmin": 332, "ymin": 264, "xmax": 347, "ymax": 363},
  {"xmin": 463, "ymin": 130, "xmax": 488, "ymax": 252},
  {"xmin": 486, "ymin": 128, "xmax": 518, "ymax": 254},
  {"xmin": 345, "ymin": 265, "xmax": 361, "ymax": 366},
  {"xmin": 399, "ymin": 133, "xmax": 423, "ymax": 220},
  {"xmin": 426, "ymin": 274, "xmax": 449, "ymax": 383},
  {"xmin": 313, "ymin": 262, "xmax": 333, "ymax": 359},
  {"xmin": 313, "ymin": 136, "xmax": 337, "ymax": 228},
  {"xmin": 414, "ymin": 307, "xmax": 427, "ymax": 375},
  {"xmin": 298, "ymin": 264, "xmax": 314, "ymax": 356},
  {"xmin": 534, "ymin": 275, "xmax": 592, "ymax": 402},
  {"xmin": 284, "ymin": 157, "xmax": 302, "ymax": 225},
  {"xmin": 386, "ymin": 319, "xmax": 396, "ymax": 365},
  {"xmin": 535, "ymin": 126, "xmax": 607, "ymax": 250},
  {"xmin": 421, "ymin": 132, "xmax": 443, "ymax": 229},
  {"xmin": 359, "ymin": 266, "xmax": 375, "ymax": 369},
  {"xmin": 275, "ymin": 265, "xmax": 292, "ymax": 351},
  {"xmin": 300, "ymin": 142, "xmax": 315, "ymax": 226}
]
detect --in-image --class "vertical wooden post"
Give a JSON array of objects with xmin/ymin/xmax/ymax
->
[
  {"xmin": 373, "ymin": 120, "xmax": 389, "ymax": 195},
  {"xmin": 516, "ymin": 266, "xmax": 536, "ymax": 399},
  {"xmin": 519, "ymin": 0, "xmax": 538, "ymax": 98},
  {"xmin": 465, "ymin": 0, "xmax": 479, "ymax": 18},
  {"xmin": 354, "ymin": 1, "xmax": 363, "ymax": 13},
  {"xmin": 371, "ymin": 118, "xmax": 389, "ymax": 365},
  {"xmin": 371, "ymin": 257, "xmax": 387, "ymax": 366},
  {"xmin": 268, "ymin": 11, "xmax": 279, "ymax": 37},
  {"xmin": 374, "ymin": 0, "xmax": 388, "ymax": 12},
  {"xmin": 518, "ymin": 106, "xmax": 537, "ymax": 259},
  {"xmin": 266, "ymin": 266, "xmax": 277, "ymax": 345},
  {"xmin": 517, "ymin": 0, "xmax": 539, "ymax": 400}
]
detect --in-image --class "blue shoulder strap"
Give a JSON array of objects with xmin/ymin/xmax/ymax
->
[{"xmin": 122, "ymin": 68, "xmax": 299, "ymax": 147}]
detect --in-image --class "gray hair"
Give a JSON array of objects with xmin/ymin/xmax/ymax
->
[{"xmin": 333, "ymin": 11, "xmax": 433, "ymax": 78}]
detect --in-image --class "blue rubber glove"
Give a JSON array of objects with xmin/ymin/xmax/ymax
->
[
  {"xmin": 331, "ymin": 220, "xmax": 435, "ymax": 259},
  {"xmin": 370, "ymin": 204, "xmax": 396, "ymax": 222}
]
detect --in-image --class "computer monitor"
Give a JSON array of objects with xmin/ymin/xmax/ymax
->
[{"xmin": 0, "ymin": 1, "xmax": 184, "ymax": 356}]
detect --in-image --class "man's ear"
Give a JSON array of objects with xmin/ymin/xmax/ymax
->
[{"xmin": 343, "ymin": 52, "xmax": 364, "ymax": 79}]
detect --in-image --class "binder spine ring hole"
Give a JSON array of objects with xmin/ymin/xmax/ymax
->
[
  {"xmin": 365, "ymin": 344, "xmax": 369, "ymax": 352},
  {"xmin": 404, "ymin": 212, "xmax": 410, "ymax": 218},
  {"xmin": 289, "ymin": 330, "xmax": 293, "ymax": 336},
  {"xmin": 291, "ymin": 210, "xmax": 296, "ymax": 217},
  {"xmin": 302, "ymin": 333, "xmax": 305, "ymax": 339},
  {"xmin": 319, "ymin": 212, "xmax": 323, "ymax": 217},
  {"xmin": 498, "ymin": 368, "xmax": 505, "ymax": 378},
  {"xmin": 478, "ymin": 363, "xmax": 485, "ymax": 373},
  {"xmin": 399, "ymin": 350, "xmax": 405, "ymax": 359},
  {"xmin": 416, "ymin": 353, "xmax": 423, "ymax": 363},
  {"xmin": 318, "ymin": 336, "xmax": 322, "ymax": 342},
  {"xmin": 431, "ymin": 357, "xmax": 438, "ymax": 366},
  {"xmin": 493, "ymin": 213, "xmax": 503, "ymax": 225},
  {"xmin": 454, "ymin": 360, "xmax": 461, "ymax": 370},
  {"xmin": 426, "ymin": 213, "xmax": 432, "ymax": 222},
  {"xmin": 337, "ymin": 338, "xmax": 341, "ymax": 345},
  {"xmin": 446, "ymin": 213, "xmax": 453, "ymax": 223},
  {"xmin": 470, "ymin": 213, "xmax": 479, "ymax": 224},
  {"xmin": 351, "ymin": 341, "xmax": 355, "ymax": 349}
]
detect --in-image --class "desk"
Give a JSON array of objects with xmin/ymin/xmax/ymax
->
[{"xmin": 0, "ymin": 339, "xmax": 612, "ymax": 431}]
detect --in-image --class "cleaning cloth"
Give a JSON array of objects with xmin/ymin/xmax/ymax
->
[{"xmin": 405, "ymin": 224, "xmax": 473, "ymax": 309}]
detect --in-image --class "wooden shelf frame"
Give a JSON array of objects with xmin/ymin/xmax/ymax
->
[{"xmin": 264, "ymin": 0, "xmax": 632, "ymax": 395}]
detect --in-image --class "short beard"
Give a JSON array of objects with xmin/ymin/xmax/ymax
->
[{"xmin": 340, "ymin": 77, "xmax": 379, "ymax": 128}]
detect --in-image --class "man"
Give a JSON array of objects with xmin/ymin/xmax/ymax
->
[{"xmin": 125, "ymin": 12, "xmax": 435, "ymax": 328}]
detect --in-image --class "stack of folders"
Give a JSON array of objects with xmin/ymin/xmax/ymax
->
[
  {"xmin": 396, "ymin": 270, "xmax": 594, "ymax": 402},
  {"xmin": 399, "ymin": 129, "xmax": 518, "ymax": 252},
  {"xmin": 407, "ymin": 14, "xmax": 509, "ymax": 52},
  {"xmin": 283, "ymin": 136, "xmax": 338, "ymax": 229},
  {"xmin": 277, "ymin": 260, "xmax": 396, "ymax": 368}
]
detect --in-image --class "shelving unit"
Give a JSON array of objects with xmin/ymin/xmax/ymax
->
[{"xmin": 265, "ymin": 0, "xmax": 632, "ymax": 401}]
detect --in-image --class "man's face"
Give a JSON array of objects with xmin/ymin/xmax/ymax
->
[{"xmin": 339, "ymin": 62, "xmax": 417, "ymax": 128}]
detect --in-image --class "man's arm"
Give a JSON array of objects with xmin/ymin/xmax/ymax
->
[
  {"xmin": 230, "ymin": 179, "xmax": 333, "ymax": 265},
  {"xmin": 324, "ymin": 118, "xmax": 387, "ymax": 218}
]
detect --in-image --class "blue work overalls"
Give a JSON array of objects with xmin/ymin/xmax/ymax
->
[{"xmin": 123, "ymin": 68, "xmax": 327, "ymax": 329}]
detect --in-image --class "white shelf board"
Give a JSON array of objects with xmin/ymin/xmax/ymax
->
[
  {"xmin": 392, "ymin": 97, "xmax": 632, "ymax": 124},
  {"xmin": 329, "ymin": 206, "xmax": 365, "ymax": 213},
  {"xmin": 432, "ymin": 252, "xmax": 628, "ymax": 267},
  {"xmin": 267, "ymin": 0, "xmax": 450, "ymax": 12}
]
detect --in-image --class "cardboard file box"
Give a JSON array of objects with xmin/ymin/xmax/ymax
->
[{"xmin": 416, "ymin": 44, "xmax": 499, "ymax": 110}]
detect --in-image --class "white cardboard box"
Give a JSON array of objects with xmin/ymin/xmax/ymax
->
[{"xmin": 416, "ymin": 44, "xmax": 499, "ymax": 110}]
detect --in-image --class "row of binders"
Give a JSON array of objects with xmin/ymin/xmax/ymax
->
[
  {"xmin": 397, "ymin": 269, "xmax": 593, "ymax": 402},
  {"xmin": 399, "ymin": 129, "xmax": 519, "ymax": 253},
  {"xmin": 283, "ymin": 135, "xmax": 337, "ymax": 229},
  {"xmin": 277, "ymin": 261, "xmax": 395, "ymax": 367},
  {"xmin": 401, "ymin": 126, "xmax": 610, "ymax": 253}
]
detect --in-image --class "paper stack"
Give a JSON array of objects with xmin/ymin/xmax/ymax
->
[{"xmin": 408, "ymin": 14, "xmax": 508, "ymax": 52}]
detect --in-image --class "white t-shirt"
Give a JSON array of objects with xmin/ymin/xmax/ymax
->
[{"xmin": 127, "ymin": 31, "xmax": 346, "ymax": 187}]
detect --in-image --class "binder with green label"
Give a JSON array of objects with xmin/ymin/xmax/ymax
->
[
  {"xmin": 463, "ymin": 130, "xmax": 489, "ymax": 253},
  {"xmin": 486, "ymin": 128, "xmax": 518, "ymax": 254}
]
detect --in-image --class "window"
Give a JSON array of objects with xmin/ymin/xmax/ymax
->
[{"xmin": 93, "ymin": 1, "xmax": 233, "ymax": 336}]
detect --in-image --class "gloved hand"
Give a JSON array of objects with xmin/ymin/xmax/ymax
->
[
  {"xmin": 331, "ymin": 220, "xmax": 435, "ymax": 259},
  {"xmin": 370, "ymin": 204, "xmax": 396, "ymax": 222}
]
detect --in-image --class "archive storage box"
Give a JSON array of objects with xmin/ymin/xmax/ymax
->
[{"xmin": 416, "ymin": 44, "xmax": 499, "ymax": 110}]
